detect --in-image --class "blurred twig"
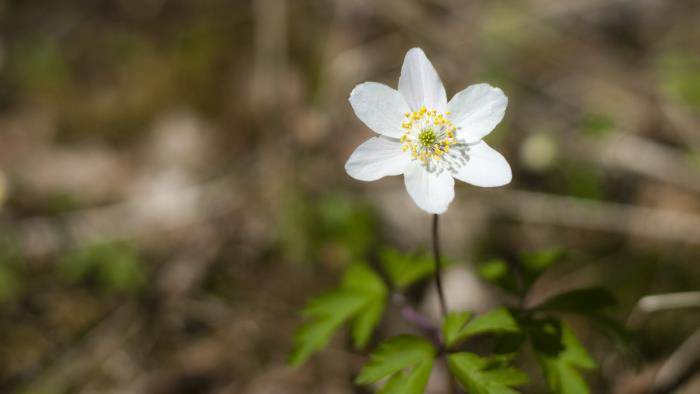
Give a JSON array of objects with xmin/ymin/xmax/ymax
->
[
  {"xmin": 479, "ymin": 189, "xmax": 700, "ymax": 244},
  {"xmin": 638, "ymin": 292, "xmax": 700, "ymax": 313},
  {"xmin": 652, "ymin": 328, "xmax": 700, "ymax": 394}
]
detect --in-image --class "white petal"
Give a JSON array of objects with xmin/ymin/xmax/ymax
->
[
  {"xmin": 453, "ymin": 141, "xmax": 512, "ymax": 187},
  {"xmin": 349, "ymin": 82, "xmax": 411, "ymax": 138},
  {"xmin": 403, "ymin": 161, "xmax": 455, "ymax": 214},
  {"xmin": 448, "ymin": 83, "xmax": 508, "ymax": 143},
  {"xmin": 398, "ymin": 48, "xmax": 447, "ymax": 113},
  {"xmin": 345, "ymin": 137, "xmax": 410, "ymax": 181}
]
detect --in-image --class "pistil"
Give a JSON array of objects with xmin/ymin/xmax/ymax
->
[{"xmin": 400, "ymin": 106, "xmax": 458, "ymax": 165}]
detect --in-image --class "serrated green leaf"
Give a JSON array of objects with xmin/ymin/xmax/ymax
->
[
  {"xmin": 290, "ymin": 290, "xmax": 367, "ymax": 367},
  {"xmin": 379, "ymin": 248, "xmax": 435, "ymax": 289},
  {"xmin": 448, "ymin": 352, "xmax": 528, "ymax": 394},
  {"xmin": 356, "ymin": 335, "xmax": 435, "ymax": 394},
  {"xmin": 290, "ymin": 263, "xmax": 387, "ymax": 367},
  {"xmin": 538, "ymin": 287, "xmax": 615, "ymax": 314},
  {"xmin": 301, "ymin": 289, "xmax": 366, "ymax": 318},
  {"xmin": 352, "ymin": 298, "xmax": 384, "ymax": 350},
  {"xmin": 531, "ymin": 320, "xmax": 595, "ymax": 394},
  {"xmin": 463, "ymin": 308, "xmax": 519, "ymax": 338},
  {"xmin": 377, "ymin": 360, "xmax": 433, "ymax": 394},
  {"xmin": 443, "ymin": 312, "xmax": 472, "ymax": 348},
  {"xmin": 343, "ymin": 263, "xmax": 386, "ymax": 294},
  {"xmin": 343, "ymin": 264, "xmax": 387, "ymax": 348},
  {"xmin": 443, "ymin": 308, "xmax": 519, "ymax": 348}
]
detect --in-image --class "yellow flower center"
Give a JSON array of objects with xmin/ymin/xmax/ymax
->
[
  {"xmin": 400, "ymin": 106, "xmax": 458, "ymax": 164},
  {"xmin": 418, "ymin": 128, "xmax": 437, "ymax": 147}
]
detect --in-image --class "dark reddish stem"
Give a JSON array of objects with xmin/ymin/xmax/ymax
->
[{"xmin": 432, "ymin": 214, "xmax": 448, "ymax": 317}]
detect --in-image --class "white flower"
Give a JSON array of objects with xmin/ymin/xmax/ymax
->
[{"xmin": 345, "ymin": 48, "xmax": 512, "ymax": 214}]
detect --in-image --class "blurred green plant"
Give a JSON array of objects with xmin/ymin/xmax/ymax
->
[
  {"xmin": 292, "ymin": 246, "xmax": 625, "ymax": 393},
  {"xmin": 658, "ymin": 52, "xmax": 700, "ymax": 111},
  {"xmin": 379, "ymin": 247, "xmax": 436, "ymax": 290},
  {"xmin": 448, "ymin": 352, "xmax": 529, "ymax": 394},
  {"xmin": 0, "ymin": 232, "xmax": 24, "ymax": 301},
  {"xmin": 289, "ymin": 263, "xmax": 387, "ymax": 367},
  {"xmin": 356, "ymin": 335, "xmax": 435, "ymax": 394},
  {"xmin": 479, "ymin": 249, "xmax": 631, "ymax": 393},
  {"xmin": 59, "ymin": 242, "xmax": 146, "ymax": 294},
  {"xmin": 9, "ymin": 36, "xmax": 69, "ymax": 96},
  {"xmin": 552, "ymin": 161, "xmax": 604, "ymax": 200},
  {"xmin": 579, "ymin": 112, "xmax": 616, "ymax": 138},
  {"xmin": 279, "ymin": 191, "xmax": 377, "ymax": 264}
]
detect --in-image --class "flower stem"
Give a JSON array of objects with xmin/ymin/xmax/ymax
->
[
  {"xmin": 432, "ymin": 214, "xmax": 448, "ymax": 317},
  {"xmin": 433, "ymin": 214, "xmax": 460, "ymax": 394}
]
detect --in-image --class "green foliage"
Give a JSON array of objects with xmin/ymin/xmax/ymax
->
[
  {"xmin": 529, "ymin": 320, "xmax": 595, "ymax": 394},
  {"xmin": 448, "ymin": 352, "xmax": 528, "ymax": 394},
  {"xmin": 558, "ymin": 162, "xmax": 604, "ymax": 200},
  {"xmin": 537, "ymin": 287, "xmax": 635, "ymax": 360},
  {"xmin": 356, "ymin": 335, "xmax": 435, "ymax": 394},
  {"xmin": 478, "ymin": 259, "xmax": 521, "ymax": 294},
  {"xmin": 443, "ymin": 312, "xmax": 472, "ymax": 348},
  {"xmin": 478, "ymin": 259, "xmax": 509, "ymax": 282},
  {"xmin": 474, "ymin": 250, "xmax": 620, "ymax": 393},
  {"xmin": 60, "ymin": 242, "xmax": 145, "ymax": 294},
  {"xmin": 478, "ymin": 249, "xmax": 565, "ymax": 295},
  {"xmin": 658, "ymin": 52, "xmax": 700, "ymax": 111},
  {"xmin": 291, "ymin": 247, "xmax": 615, "ymax": 394},
  {"xmin": 280, "ymin": 191, "xmax": 377, "ymax": 264},
  {"xmin": 443, "ymin": 308, "xmax": 519, "ymax": 348},
  {"xmin": 579, "ymin": 112, "xmax": 616, "ymax": 137},
  {"xmin": 538, "ymin": 287, "xmax": 615, "ymax": 314},
  {"xmin": 379, "ymin": 248, "xmax": 435, "ymax": 289},
  {"xmin": 290, "ymin": 264, "xmax": 387, "ymax": 367},
  {"xmin": 688, "ymin": 150, "xmax": 700, "ymax": 172},
  {"xmin": 318, "ymin": 193, "xmax": 377, "ymax": 259},
  {"xmin": 520, "ymin": 248, "xmax": 565, "ymax": 275},
  {"xmin": 342, "ymin": 264, "xmax": 388, "ymax": 348},
  {"xmin": 10, "ymin": 35, "xmax": 69, "ymax": 95},
  {"xmin": 0, "ymin": 232, "xmax": 23, "ymax": 301}
]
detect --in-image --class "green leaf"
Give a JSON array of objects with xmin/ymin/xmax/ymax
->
[
  {"xmin": 536, "ymin": 288, "xmax": 635, "ymax": 363},
  {"xmin": 448, "ymin": 352, "xmax": 528, "ymax": 394},
  {"xmin": 478, "ymin": 259, "xmax": 509, "ymax": 282},
  {"xmin": 657, "ymin": 52, "xmax": 700, "ymax": 111},
  {"xmin": 443, "ymin": 312, "xmax": 472, "ymax": 348},
  {"xmin": 530, "ymin": 320, "xmax": 595, "ymax": 394},
  {"xmin": 538, "ymin": 287, "xmax": 615, "ymax": 314},
  {"xmin": 356, "ymin": 335, "xmax": 435, "ymax": 394},
  {"xmin": 60, "ymin": 242, "xmax": 145, "ymax": 293},
  {"xmin": 379, "ymin": 248, "xmax": 435, "ymax": 289},
  {"xmin": 289, "ymin": 263, "xmax": 387, "ymax": 367},
  {"xmin": 580, "ymin": 112, "xmax": 616, "ymax": 138},
  {"xmin": 521, "ymin": 248, "xmax": 564, "ymax": 274},
  {"xmin": 291, "ymin": 290, "xmax": 367, "ymax": 367},
  {"xmin": 477, "ymin": 259, "xmax": 521, "ymax": 295},
  {"xmin": 463, "ymin": 308, "xmax": 520, "ymax": 338},
  {"xmin": 343, "ymin": 264, "xmax": 387, "ymax": 348},
  {"xmin": 443, "ymin": 308, "xmax": 520, "ymax": 348},
  {"xmin": 318, "ymin": 193, "xmax": 378, "ymax": 259},
  {"xmin": 520, "ymin": 248, "xmax": 565, "ymax": 288}
]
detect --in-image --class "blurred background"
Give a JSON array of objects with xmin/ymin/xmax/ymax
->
[{"xmin": 0, "ymin": 0, "xmax": 699, "ymax": 393}]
